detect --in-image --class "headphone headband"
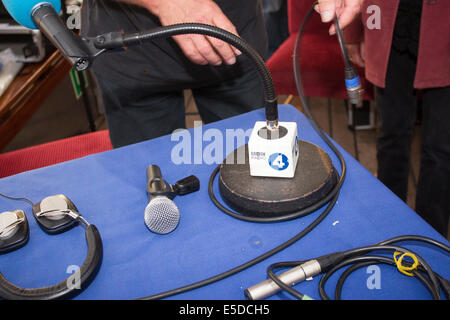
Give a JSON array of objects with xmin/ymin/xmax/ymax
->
[{"xmin": 0, "ymin": 195, "xmax": 102, "ymax": 300}]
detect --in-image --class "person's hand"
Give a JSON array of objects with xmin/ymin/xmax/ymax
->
[
  {"xmin": 315, "ymin": 0, "xmax": 363, "ymax": 35},
  {"xmin": 145, "ymin": 0, "xmax": 242, "ymax": 66},
  {"xmin": 346, "ymin": 42, "xmax": 365, "ymax": 68}
]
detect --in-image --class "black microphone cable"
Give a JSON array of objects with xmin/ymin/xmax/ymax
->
[
  {"xmin": 1, "ymin": 3, "xmax": 357, "ymax": 300},
  {"xmin": 138, "ymin": 3, "xmax": 354, "ymax": 300},
  {"xmin": 253, "ymin": 5, "xmax": 449, "ymax": 302},
  {"xmin": 265, "ymin": 235, "xmax": 450, "ymax": 300},
  {"xmin": 0, "ymin": 192, "xmax": 35, "ymax": 207},
  {"xmin": 334, "ymin": 15, "xmax": 363, "ymax": 107}
]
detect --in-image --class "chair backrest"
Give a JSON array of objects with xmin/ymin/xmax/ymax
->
[
  {"xmin": 288, "ymin": 0, "xmax": 331, "ymax": 34},
  {"xmin": 0, "ymin": 130, "xmax": 112, "ymax": 178}
]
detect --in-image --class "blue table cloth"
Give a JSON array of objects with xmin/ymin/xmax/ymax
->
[{"xmin": 0, "ymin": 105, "xmax": 448, "ymax": 300}]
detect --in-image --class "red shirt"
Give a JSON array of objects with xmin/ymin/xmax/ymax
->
[{"xmin": 344, "ymin": 0, "xmax": 450, "ymax": 89}]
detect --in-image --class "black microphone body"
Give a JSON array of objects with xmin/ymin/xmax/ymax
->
[
  {"xmin": 31, "ymin": 3, "xmax": 93, "ymax": 71},
  {"xmin": 146, "ymin": 165, "xmax": 176, "ymax": 200}
]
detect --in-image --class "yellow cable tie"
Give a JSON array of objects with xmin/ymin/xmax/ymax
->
[{"xmin": 394, "ymin": 251, "xmax": 419, "ymax": 277}]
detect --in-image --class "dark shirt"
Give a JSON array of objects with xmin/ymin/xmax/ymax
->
[
  {"xmin": 80, "ymin": 0, "xmax": 267, "ymax": 91},
  {"xmin": 392, "ymin": 0, "xmax": 423, "ymax": 58}
]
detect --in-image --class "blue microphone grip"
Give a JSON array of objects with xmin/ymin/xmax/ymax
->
[{"xmin": 2, "ymin": 0, "xmax": 61, "ymax": 29}]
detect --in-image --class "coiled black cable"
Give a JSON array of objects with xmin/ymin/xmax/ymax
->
[
  {"xmin": 326, "ymin": 235, "xmax": 450, "ymax": 300},
  {"xmin": 266, "ymin": 235, "xmax": 449, "ymax": 300},
  {"xmin": 2, "ymin": 8, "xmax": 350, "ymax": 300},
  {"xmin": 137, "ymin": 3, "xmax": 351, "ymax": 300},
  {"xmin": 264, "ymin": 4, "xmax": 450, "ymax": 301}
]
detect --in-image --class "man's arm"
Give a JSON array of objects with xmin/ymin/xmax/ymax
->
[{"xmin": 115, "ymin": 0, "xmax": 241, "ymax": 66}]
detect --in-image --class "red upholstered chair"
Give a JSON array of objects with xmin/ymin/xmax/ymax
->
[
  {"xmin": 0, "ymin": 130, "xmax": 113, "ymax": 178},
  {"xmin": 267, "ymin": 0, "xmax": 373, "ymax": 101}
]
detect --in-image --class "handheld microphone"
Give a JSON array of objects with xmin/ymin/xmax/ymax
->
[
  {"xmin": 2, "ymin": 0, "xmax": 95, "ymax": 71},
  {"xmin": 2, "ymin": 0, "xmax": 61, "ymax": 29},
  {"xmin": 3, "ymin": 1, "xmax": 280, "ymax": 127},
  {"xmin": 144, "ymin": 165, "xmax": 200, "ymax": 235},
  {"xmin": 145, "ymin": 165, "xmax": 180, "ymax": 235}
]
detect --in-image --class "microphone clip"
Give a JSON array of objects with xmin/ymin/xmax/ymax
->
[{"xmin": 146, "ymin": 167, "xmax": 200, "ymax": 200}]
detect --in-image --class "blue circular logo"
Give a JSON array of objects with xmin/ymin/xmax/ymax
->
[{"xmin": 268, "ymin": 153, "xmax": 289, "ymax": 171}]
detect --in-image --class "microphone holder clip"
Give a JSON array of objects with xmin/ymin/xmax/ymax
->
[{"xmin": 147, "ymin": 174, "xmax": 200, "ymax": 201}]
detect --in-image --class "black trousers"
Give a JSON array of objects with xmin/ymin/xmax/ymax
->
[
  {"xmin": 375, "ymin": 49, "xmax": 450, "ymax": 237},
  {"xmin": 95, "ymin": 67, "xmax": 264, "ymax": 149}
]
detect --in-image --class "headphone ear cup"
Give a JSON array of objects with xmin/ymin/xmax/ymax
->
[
  {"xmin": 0, "ymin": 210, "xmax": 29, "ymax": 254},
  {"xmin": 32, "ymin": 195, "xmax": 78, "ymax": 234}
]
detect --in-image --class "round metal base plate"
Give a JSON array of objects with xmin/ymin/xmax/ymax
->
[{"xmin": 218, "ymin": 140, "xmax": 338, "ymax": 218}]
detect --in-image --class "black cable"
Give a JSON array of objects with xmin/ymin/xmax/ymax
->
[
  {"xmin": 258, "ymin": 6, "xmax": 449, "ymax": 302},
  {"xmin": 334, "ymin": 16, "xmax": 352, "ymax": 69},
  {"xmin": 140, "ymin": 188, "xmax": 341, "ymax": 300},
  {"xmin": 208, "ymin": 2, "xmax": 348, "ymax": 224},
  {"xmin": 0, "ymin": 192, "xmax": 35, "ymax": 207},
  {"xmin": 138, "ymin": 3, "xmax": 349, "ymax": 300},
  {"xmin": 2, "ymin": 2, "xmax": 354, "ymax": 301},
  {"xmin": 266, "ymin": 260, "xmax": 307, "ymax": 300},
  {"xmin": 333, "ymin": 12, "xmax": 364, "ymax": 107},
  {"xmin": 265, "ymin": 235, "xmax": 449, "ymax": 300},
  {"xmin": 293, "ymin": 5, "xmax": 347, "ymax": 173},
  {"xmin": 208, "ymin": 162, "xmax": 343, "ymax": 223},
  {"xmin": 318, "ymin": 237, "xmax": 449, "ymax": 300},
  {"xmin": 331, "ymin": 257, "xmax": 436, "ymax": 300}
]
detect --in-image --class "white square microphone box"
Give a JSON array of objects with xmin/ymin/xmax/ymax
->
[{"xmin": 248, "ymin": 121, "xmax": 300, "ymax": 178}]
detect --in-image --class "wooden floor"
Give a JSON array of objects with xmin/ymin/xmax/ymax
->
[{"xmin": 2, "ymin": 75, "xmax": 434, "ymax": 232}]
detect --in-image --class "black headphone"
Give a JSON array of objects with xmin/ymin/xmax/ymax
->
[{"xmin": 0, "ymin": 194, "xmax": 102, "ymax": 300}]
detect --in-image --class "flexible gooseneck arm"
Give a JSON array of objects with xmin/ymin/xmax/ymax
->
[
  {"xmin": 2, "ymin": 1, "xmax": 279, "ymax": 126},
  {"xmin": 92, "ymin": 23, "xmax": 279, "ymax": 128}
]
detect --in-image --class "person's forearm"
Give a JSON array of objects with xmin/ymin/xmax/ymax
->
[{"xmin": 110, "ymin": 0, "xmax": 240, "ymax": 66}]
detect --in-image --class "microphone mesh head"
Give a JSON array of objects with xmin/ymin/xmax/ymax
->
[{"xmin": 144, "ymin": 197, "xmax": 180, "ymax": 234}]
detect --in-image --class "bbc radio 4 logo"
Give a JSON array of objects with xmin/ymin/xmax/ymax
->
[{"xmin": 268, "ymin": 153, "xmax": 289, "ymax": 171}]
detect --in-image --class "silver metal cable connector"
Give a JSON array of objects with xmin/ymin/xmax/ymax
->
[
  {"xmin": 245, "ymin": 260, "xmax": 321, "ymax": 300},
  {"xmin": 347, "ymin": 85, "xmax": 363, "ymax": 108}
]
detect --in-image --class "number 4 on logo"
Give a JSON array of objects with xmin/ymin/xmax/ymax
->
[
  {"xmin": 269, "ymin": 153, "xmax": 289, "ymax": 171},
  {"xmin": 273, "ymin": 154, "xmax": 285, "ymax": 168}
]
